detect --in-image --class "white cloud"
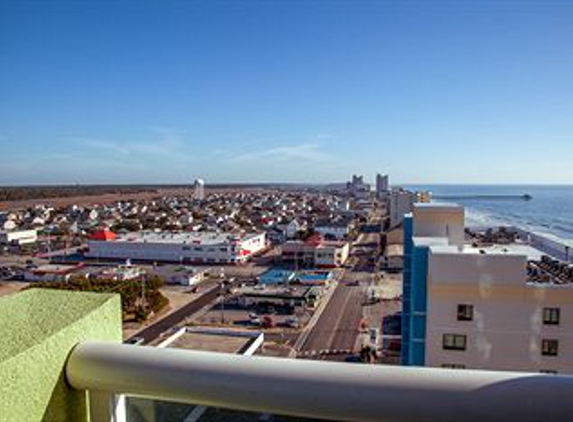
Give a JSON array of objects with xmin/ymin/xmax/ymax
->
[
  {"xmin": 229, "ymin": 142, "xmax": 337, "ymax": 164},
  {"xmin": 72, "ymin": 127, "xmax": 195, "ymax": 162},
  {"xmin": 75, "ymin": 138, "xmax": 131, "ymax": 155}
]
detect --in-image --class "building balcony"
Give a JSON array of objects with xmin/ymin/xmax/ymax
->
[{"xmin": 3, "ymin": 289, "xmax": 573, "ymax": 422}]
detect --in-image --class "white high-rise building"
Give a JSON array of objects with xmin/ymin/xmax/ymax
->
[
  {"xmin": 388, "ymin": 189, "xmax": 415, "ymax": 228},
  {"xmin": 193, "ymin": 178, "xmax": 205, "ymax": 201},
  {"xmin": 403, "ymin": 203, "xmax": 573, "ymax": 374}
]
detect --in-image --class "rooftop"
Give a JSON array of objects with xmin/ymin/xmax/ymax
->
[
  {"xmin": 425, "ymin": 240, "xmax": 545, "ymax": 260},
  {"xmin": 167, "ymin": 331, "xmax": 255, "ymax": 354},
  {"xmin": 95, "ymin": 231, "xmax": 261, "ymax": 246},
  {"xmin": 413, "ymin": 203, "xmax": 464, "ymax": 213}
]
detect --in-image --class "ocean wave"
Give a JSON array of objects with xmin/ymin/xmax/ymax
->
[{"xmin": 445, "ymin": 202, "xmax": 573, "ymax": 248}]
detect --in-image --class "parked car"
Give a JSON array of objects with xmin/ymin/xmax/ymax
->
[
  {"xmin": 285, "ymin": 317, "xmax": 300, "ymax": 328},
  {"xmin": 261, "ymin": 315, "xmax": 275, "ymax": 328}
]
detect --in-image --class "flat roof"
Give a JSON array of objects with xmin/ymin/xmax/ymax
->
[
  {"xmin": 168, "ymin": 332, "xmax": 252, "ymax": 354},
  {"xmin": 237, "ymin": 285, "xmax": 313, "ymax": 298},
  {"xmin": 97, "ymin": 231, "xmax": 261, "ymax": 246},
  {"xmin": 32, "ymin": 264, "xmax": 83, "ymax": 274},
  {"xmin": 414, "ymin": 203, "xmax": 463, "ymax": 213},
  {"xmin": 413, "ymin": 236, "xmax": 451, "ymax": 248},
  {"xmin": 424, "ymin": 239, "xmax": 545, "ymax": 260},
  {"xmin": 460, "ymin": 243, "xmax": 545, "ymax": 260},
  {"xmin": 386, "ymin": 244, "xmax": 404, "ymax": 257}
]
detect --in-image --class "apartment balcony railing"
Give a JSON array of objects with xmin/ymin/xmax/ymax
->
[
  {"xmin": 3, "ymin": 289, "xmax": 573, "ymax": 422},
  {"xmin": 67, "ymin": 341, "xmax": 573, "ymax": 422}
]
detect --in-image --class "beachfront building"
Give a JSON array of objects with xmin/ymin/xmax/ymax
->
[
  {"xmin": 388, "ymin": 188, "xmax": 431, "ymax": 228},
  {"xmin": 388, "ymin": 189, "xmax": 415, "ymax": 228},
  {"xmin": 86, "ymin": 231, "xmax": 266, "ymax": 264},
  {"xmin": 402, "ymin": 203, "xmax": 573, "ymax": 374}
]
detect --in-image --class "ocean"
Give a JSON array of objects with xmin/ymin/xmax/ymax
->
[{"xmin": 405, "ymin": 185, "xmax": 573, "ymax": 248}]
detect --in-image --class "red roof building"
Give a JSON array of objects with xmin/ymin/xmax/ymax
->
[{"xmin": 91, "ymin": 229, "xmax": 116, "ymax": 241}]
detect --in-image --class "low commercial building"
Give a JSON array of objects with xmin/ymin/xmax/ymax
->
[
  {"xmin": 86, "ymin": 231, "xmax": 267, "ymax": 265},
  {"xmin": 235, "ymin": 285, "xmax": 323, "ymax": 311},
  {"xmin": 281, "ymin": 239, "xmax": 350, "ymax": 268},
  {"xmin": 315, "ymin": 241, "xmax": 350, "ymax": 268},
  {"xmin": 24, "ymin": 263, "xmax": 84, "ymax": 282},
  {"xmin": 0, "ymin": 229, "xmax": 38, "ymax": 246},
  {"xmin": 402, "ymin": 203, "xmax": 573, "ymax": 374}
]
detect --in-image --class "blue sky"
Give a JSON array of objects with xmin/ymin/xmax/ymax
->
[{"xmin": 1, "ymin": 0, "xmax": 572, "ymax": 185}]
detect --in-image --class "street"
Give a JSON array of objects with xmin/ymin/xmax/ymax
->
[
  {"xmin": 297, "ymin": 229, "xmax": 384, "ymax": 361},
  {"xmin": 126, "ymin": 283, "xmax": 221, "ymax": 344}
]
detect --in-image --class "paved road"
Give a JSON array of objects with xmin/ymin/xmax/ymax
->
[
  {"xmin": 298, "ymin": 272, "xmax": 367, "ymax": 361},
  {"xmin": 297, "ymin": 230, "xmax": 382, "ymax": 361},
  {"xmin": 127, "ymin": 283, "xmax": 222, "ymax": 344}
]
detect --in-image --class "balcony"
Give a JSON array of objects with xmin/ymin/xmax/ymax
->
[{"xmin": 3, "ymin": 289, "xmax": 573, "ymax": 422}]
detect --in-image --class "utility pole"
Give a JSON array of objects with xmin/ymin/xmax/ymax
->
[
  {"xmin": 140, "ymin": 275, "xmax": 147, "ymax": 317},
  {"xmin": 220, "ymin": 281, "xmax": 226, "ymax": 324}
]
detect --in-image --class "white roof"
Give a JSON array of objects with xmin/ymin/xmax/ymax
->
[
  {"xmin": 414, "ymin": 203, "xmax": 463, "ymax": 213},
  {"xmin": 424, "ymin": 239, "xmax": 545, "ymax": 260},
  {"xmin": 110, "ymin": 231, "xmax": 260, "ymax": 246}
]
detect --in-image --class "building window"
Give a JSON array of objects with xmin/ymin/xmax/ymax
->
[
  {"xmin": 543, "ymin": 308, "xmax": 560, "ymax": 325},
  {"xmin": 441, "ymin": 363, "xmax": 466, "ymax": 369},
  {"xmin": 443, "ymin": 334, "xmax": 467, "ymax": 351},
  {"xmin": 541, "ymin": 339, "xmax": 559, "ymax": 356},
  {"xmin": 457, "ymin": 304, "xmax": 474, "ymax": 321}
]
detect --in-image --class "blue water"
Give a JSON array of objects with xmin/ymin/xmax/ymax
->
[{"xmin": 405, "ymin": 185, "xmax": 573, "ymax": 246}]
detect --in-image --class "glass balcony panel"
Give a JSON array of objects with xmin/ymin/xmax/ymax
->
[{"xmin": 125, "ymin": 397, "xmax": 339, "ymax": 422}]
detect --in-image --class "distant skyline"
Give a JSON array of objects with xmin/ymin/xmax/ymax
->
[{"xmin": 1, "ymin": 1, "xmax": 572, "ymax": 185}]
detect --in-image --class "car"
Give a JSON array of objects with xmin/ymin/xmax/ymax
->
[
  {"xmin": 250, "ymin": 313, "xmax": 261, "ymax": 326},
  {"xmin": 261, "ymin": 316, "xmax": 275, "ymax": 328},
  {"xmin": 126, "ymin": 337, "xmax": 145, "ymax": 346},
  {"xmin": 285, "ymin": 317, "xmax": 300, "ymax": 328}
]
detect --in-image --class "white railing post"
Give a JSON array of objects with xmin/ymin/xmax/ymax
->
[{"xmin": 88, "ymin": 390, "xmax": 126, "ymax": 422}]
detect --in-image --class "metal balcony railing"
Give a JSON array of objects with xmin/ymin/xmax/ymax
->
[{"xmin": 66, "ymin": 341, "xmax": 573, "ymax": 422}]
